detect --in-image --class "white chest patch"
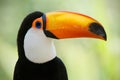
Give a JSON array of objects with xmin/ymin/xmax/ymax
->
[{"xmin": 24, "ymin": 28, "xmax": 56, "ymax": 63}]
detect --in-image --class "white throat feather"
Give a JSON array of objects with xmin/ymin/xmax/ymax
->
[{"xmin": 24, "ymin": 28, "xmax": 56, "ymax": 63}]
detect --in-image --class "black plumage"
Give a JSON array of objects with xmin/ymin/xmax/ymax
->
[{"xmin": 14, "ymin": 57, "xmax": 68, "ymax": 80}]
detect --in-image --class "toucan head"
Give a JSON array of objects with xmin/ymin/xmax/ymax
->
[
  {"xmin": 17, "ymin": 11, "xmax": 107, "ymax": 63},
  {"xmin": 32, "ymin": 11, "xmax": 107, "ymax": 40}
]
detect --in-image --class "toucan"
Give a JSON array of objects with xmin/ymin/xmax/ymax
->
[{"xmin": 14, "ymin": 11, "xmax": 107, "ymax": 80}]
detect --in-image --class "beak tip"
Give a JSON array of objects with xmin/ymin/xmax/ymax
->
[
  {"xmin": 103, "ymin": 35, "xmax": 107, "ymax": 41},
  {"xmin": 89, "ymin": 22, "xmax": 107, "ymax": 41}
]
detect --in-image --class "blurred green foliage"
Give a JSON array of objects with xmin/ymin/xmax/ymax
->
[{"xmin": 0, "ymin": 0, "xmax": 120, "ymax": 80}]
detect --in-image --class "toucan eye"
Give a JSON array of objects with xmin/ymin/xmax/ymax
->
[{"xmin": 36, "ymin": 22, "xmax": 41, "ymax": 29}]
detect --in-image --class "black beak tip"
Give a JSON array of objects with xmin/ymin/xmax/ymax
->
[
  {"xmin": 89, "ymin": 23, "xmax": 107, "ymax": 41},
  {"xmin": 103, "ymin": 34, "xmax": 107, "ymax": 41}
]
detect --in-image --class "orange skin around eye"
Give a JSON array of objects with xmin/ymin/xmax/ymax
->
[{"xmin": 32, "ymin": 17, "xmax": 43, "ymax": 30}]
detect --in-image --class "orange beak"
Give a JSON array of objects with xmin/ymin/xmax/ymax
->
[
  {"xmin": 45, "ymin": 11, "xmax": 107, "ymax": 40},
  {"xmin": 33, "ymin": 11, "xmax": 107, "ymax": 40}
]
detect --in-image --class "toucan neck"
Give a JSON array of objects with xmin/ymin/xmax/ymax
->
[{"xmin": 24, "ymin": 28, "xmax": 56, "ymax": 63}]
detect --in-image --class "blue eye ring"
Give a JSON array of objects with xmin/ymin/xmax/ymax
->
[{"xmin": 36, "ymin": 21, "xmax": 41, "ymax": 29}]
